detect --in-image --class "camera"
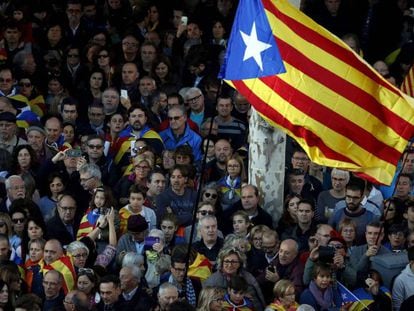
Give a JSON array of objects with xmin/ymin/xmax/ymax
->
[{"xmin": 318, "ymin": 246, "xmax": 335, "ymax": 264}]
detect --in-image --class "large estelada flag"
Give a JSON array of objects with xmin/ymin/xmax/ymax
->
[
  {"xmin": 401, "ymin": 65, "xmax": 414, "ymax": 97},
  {"xmin": 220, "ymin": 0, "xmax": 414, "ymax": 185}
]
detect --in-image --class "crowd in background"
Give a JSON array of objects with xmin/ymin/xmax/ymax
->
[{"xmin": 0, "ymin": 0, "xmax": 414, "ymax": 310}]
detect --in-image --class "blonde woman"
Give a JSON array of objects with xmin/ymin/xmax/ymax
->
[
  {"xmin": 197, "ymin": 286, "xmax": 226, "ymax": 311},
  {"xmin": 266, "ymin": 279, "xmax": 299, "ymax": 311}
]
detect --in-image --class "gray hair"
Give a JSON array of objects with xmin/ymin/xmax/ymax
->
[
  {"xmin": 67, "ymin": 241, "xmax": 89, "ymax": 256},
  {"xmin": 122, "ymin": 252, "xmax": 144, "ymax": 267},
  {"xmin": 5, "ymin": 175, "xmax": 23, "ymax": 190},
  {"xmin": 121, "ymin": 265, "xmax": 141, "ymax": 281},
  {"xmin": 185, "ymin": 87, "xmax": 203, "ymax": 100},
  {"xmin": 199, "ymin": 215, "xmax": 217, "ymax": 227},
  {"xmin": 331, "ymin": 168, "xmax": 350, "ymax": 183},
  {"xmin": 148, "ymin": 229, "xmax": 165, "ymax": 244},
  {"xmin": 158, "ymin": 282, "xmax": 178, "ymax": 296},
  {"xmin": 79, "ymin": 163, "xmax": 102, "ymax": 180},
  {"xmin": 216, "ymin": 247, "xmax": 246, "ymax": 270}
]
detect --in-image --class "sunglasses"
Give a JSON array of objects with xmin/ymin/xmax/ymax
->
[
  {"xmin": 0, "ymin": 78, "xmax": 12, "ymax": 83},
  {"xmin": 98, "ymin": 54, "xmax": 109, "ymax": 58},
  {"xmin": 198, "ymin": 210, "xmax": 215, "ymax": 216},
  {"xmin": 204, "ymin": 192, "xmax": 217, "ymax": 199},
  {"xmin": 78, "ymin": 268, "xmax": 94, "ymax": 275},
  {"xmin": 168, "ymin": 116, "xmax": 182, "ymax": 121},
  {"xmin": 87, "ymin": 144, "xmax": 103, "ymax": 149},
  {"xmin": 18, "ymin": 82, "xmax": 31, "ymax": 87},
  {"xmin": 67, "ymin": 54, "xmax": 79, "ymax": 58},
  {"xmin": 12, "ymin": 218, "xmax": 25, "ymax": 224},
  {"xmin": 0, "ymin": 222, "xmax": 6, "ymax": 227}
]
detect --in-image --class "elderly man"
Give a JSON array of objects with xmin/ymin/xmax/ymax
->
[
  {"xmin": 157, "ymin": 283, "xmax": 179, "ymax": 311},
  {"xmin": 26, "ymin": 125, "xmax": 55, "ymax": 164},
  {"xmin": 44, "ymin": 115, "xmax": 64, "ymax": 150},
  {"xmin": 42, "ymin": 270, "xmax": 64, "ymax": 311},
  {"xmin": 185, "ymin": 87, "xmax": 214, "ymax": 128},
  {"xmin": 46, "ymin": 194, "xmax": 79, "ymax": 247},
  {"xmin": 258, "ymin": 238, "xmax": 304, "ymax": 303},
  {"xmin": 102, "ymin": 88, "xmax": 121, "ymax": 116},
  {"xmin": 0, "ymin": 175, "xmax": 26, "ymax": 213},
  {"xmin": 63, "ymin": 290, "xmax": 89, "ymax": 311},
  {"xmin": 0, "ymin": 111, "xmax": 27, "ymax": 153},
  {"xmin": 119, "ymin": 265, "xmax": 152, "ymax": 307},
  {"xmin": 193, "ymin": 215, "xmax": 224, "ymax": 263}
]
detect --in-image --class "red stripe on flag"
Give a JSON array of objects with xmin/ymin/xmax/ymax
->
[
  {"xmin": 275, "ymin": 38, "xmax": 412, "ymax": 140},
  {"xmin": 263, "ymin": 0, "xmax": 399, "ymax": 96},
  {"xmin": 402, "ymin": 67, "xmax": 414, "ymax": 97},
  {"xmin": 259, "ymin": 75, "xmax": 400, "ymax": 164},
  {"xmin": 232, "ymin": 80, "xmax": 359, "ymax": 165}
]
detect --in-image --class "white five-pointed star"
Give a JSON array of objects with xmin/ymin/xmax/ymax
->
[{"xmin": 240, "ymin": 22, "xmax": 272, "ymax": 71}]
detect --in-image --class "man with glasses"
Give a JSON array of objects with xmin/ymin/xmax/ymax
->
[
  {"xmin": 184, "ymin": 87, "xmax": 214, "ymax": 128},
  {"xmin": 160, "ymin": 106, "xmax": 202, "ymax": 162},
  {"xmin": 0, "ymin": 67, "xmax": 16, "ymax": 97},
  {"xmin": 121, "ymin": 34, "xmax": 140, "ymax": 63},
  {"xmin": 329, "ymin": 180, "xmax": 378, "ymax": 244},
  {"xmin": 46, "ymin": 194, "xmax": 79, "ymax": 247},
  {"xmin": 159, "ymin": 252, "xmax": 201, "ymax": 307},
  {"xmin": 258, "ymin": 238, "xmax": 304, "ymax": 303},
  {"xmin": 61, "ymin": 46, "xmax": 88, "ymax": 94},
  {"xmin": 43, "ymin": 270, "xmax": 64, "ymax": 310}
]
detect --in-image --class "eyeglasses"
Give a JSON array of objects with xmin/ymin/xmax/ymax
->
[
  {"xmin": 204, "ymin": 192, "xmax": 217, "ymax": 199},
  {"xmin": 292, "ymin": 157, "xmax": 309, "ymax": 161},
  {"xmin": 168, "ymin": 115, "xmax": 182, "ymax": 121},
  {"xmin": 228, "ymin": 164, "xmax": 240, "ymax": 168},
  {"xmin": 122, "ymin": 42, "xmax": 138, "ymax": 47},
  {"xmin": 59, "ymin": 206, "xmax": 76, "ymax": 212},
  {"xmin": 0, "ymin": 78, "xmax": 12, "ymax": 83},
  {"xmin": 223, "ymin": 260, "xmax": 239, "ymax": 265},
  {"xmin": 87, "ymin": 144, "xmax": 103, "ymax": 149},
  {"xmin": 72, "ymin": 253, "xmax": 88, "ymax": 259},
  {"xmin": 18, "ymin": 82, "xmax": 31, "ymax": 87},
  {"xmin": 78, "ymin": 268, "xmax": 95, "ymax": 275},
  {"xmin": 135, "ymin": 165, "xmax": 150, "ymax": 170},
  {"xmin": 64, "ymin": 299, "xmax": 74, "ymax": 304},
  {"xmin": 261, "ymin": 244, "xmax": 277, "ymax": 251},
  {"xmin": 80, "ymin": 176, "xmax": 94, "ymax": 182},
  {"xmin": 98, "ymin": 54, "xmax": 109, "ymax": 58},
  {"xmin": 198, "ymin": 210, "xmax": 215, "ymax": 216},
  {"xmin": 12, "ymin": 218, "xmax": 25, "ymax": 224},
  {"xmin": 187, "ymin": 94, "xmax": 202, "ymax": 103},
  {"xmin": 67, "ymin": 54, "xmax": 79, "ymax": 58},
  {"xmin": 329, "ymin": 244, "xmax": 344, "ymax": 249},
  {"xmin": 0, "ymin": 222, "xmax": 5, "ymax": 227}
]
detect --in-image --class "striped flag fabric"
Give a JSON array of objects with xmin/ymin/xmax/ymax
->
[
  {"xmin": 401, "ymin": 66, "xmax": 414, "ymax": 97},
  {"xmin": 220, "ymin": 0, "xmax": 414, "ymax": 185},
  {"xmin": 43, "ymin": 256, "xmax": 77, "ymax": 294}
]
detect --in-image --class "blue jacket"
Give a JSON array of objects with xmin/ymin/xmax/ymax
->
[{"xmin": 160, "ymin": 125, "xmax": 202, "ymax": 162}]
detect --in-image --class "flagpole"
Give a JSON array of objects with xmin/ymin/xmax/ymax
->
[{"xmin": 183, "ymin": 79, "xmax": 224, "ymax": 291}]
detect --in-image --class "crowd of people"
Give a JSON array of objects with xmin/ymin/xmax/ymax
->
[{"xmin": 0, "ymin": 0, "xmax": 413, "ymax": 310}]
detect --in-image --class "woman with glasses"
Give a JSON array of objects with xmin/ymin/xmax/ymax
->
[
  {"xmin": 17, "ymin": 76, "xmax": 46, "ymax": 117},
  {"xmin": 197, "ymin": 286, "xmax": 226, "ymax": 311},
  {"xmin": 204, "ymin": 247, "xmax": 266, "ymax": 311},
  {"xmin": 216, "ymin": 155, "xmax": 246, "ymax": 212},
  {"xmin": 67, "ymin": 241, "xmax": 90, "ymax": 270},
  {"xmin": 76, "ymin": 267, "xmax": 100, "ymax": 309},
  {"xmin": 9, "ymin": 206, "xmax": 27, "ymax": 264},
  {"xmin": 265, "ymin": 279, "xmax": 299, "ymax": 311},
  {"xmin": 95, "ymin": 47, "xmax": 116, "ymax": 86},
  {"xmin": 338, "ymin": 218, "xmax": 357, "ymax": 250}
]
